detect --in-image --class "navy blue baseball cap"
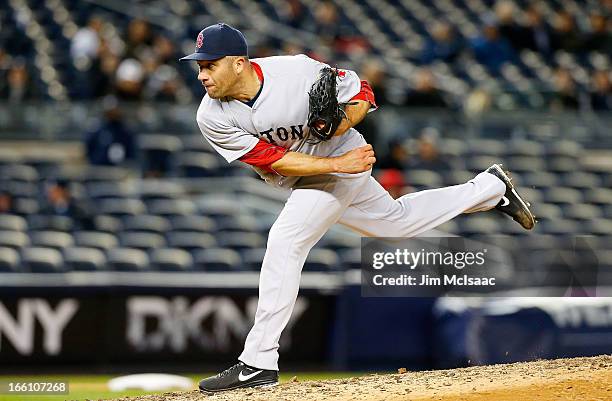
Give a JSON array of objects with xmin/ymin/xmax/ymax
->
[{"xmin": 180, "ymin": 23, "xmax": 248, "ymax": 61}]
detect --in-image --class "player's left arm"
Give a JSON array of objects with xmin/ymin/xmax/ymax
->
[{"xmin": 334, "ymin": 78, "xmax": 377, "ymax": 137}]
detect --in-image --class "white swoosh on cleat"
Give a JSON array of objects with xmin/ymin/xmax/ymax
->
[
  {"xmin": 500, "ymin": 196, "xmax": 510, "ymax": 207},
  {"xmin": 239, "ymin": 370, "xmax": 263, "ymax": 382}
]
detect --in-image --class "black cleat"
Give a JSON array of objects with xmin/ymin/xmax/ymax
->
[
  {"xmin": 199, "ymin": 362, "xmax": 279, "ymax": 393},
  {"xmin": 485, "ymin": 164, "xmax": 536, "ymax": 230}
]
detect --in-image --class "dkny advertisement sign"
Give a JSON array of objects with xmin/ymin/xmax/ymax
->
[{"xmin": 0, "ymin": 289, "xmax": 334, "ymax": 368}]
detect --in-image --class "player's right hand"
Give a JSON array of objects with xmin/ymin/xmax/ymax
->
[{"xmin": 333, "ymin": 144, "xmax": 376, "ymax": 174}]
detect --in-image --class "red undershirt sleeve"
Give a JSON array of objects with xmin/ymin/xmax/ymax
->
[
  {"xmin": 350, "ymin": 80, "xmax": 377, "ymax": 110},
  {"xmin": 238, "ymin": 139, "xmax": 289, "ymax": 174}
]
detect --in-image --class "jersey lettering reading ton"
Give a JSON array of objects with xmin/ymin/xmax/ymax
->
[{"xmin": 196, "ymin": 54, "xmax": 373, "ymax": 188}]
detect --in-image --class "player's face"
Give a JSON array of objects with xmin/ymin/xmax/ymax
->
[{"xmin": 197, "ymin": 58, "xmax": 238, "ymax": 99}]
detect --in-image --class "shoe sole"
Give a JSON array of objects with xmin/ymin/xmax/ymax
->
[
  {"xmin": 199, "ymin": 380, "xmax": 279, "ymax": 394},
  {"xmin": 489, "ymin": 164, "xmax": 536, "ymax": 230}
]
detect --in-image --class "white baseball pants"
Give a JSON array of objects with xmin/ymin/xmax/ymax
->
[{"xmin": 238, "ymin": 169, "xmax": 505, "ymax": 370}]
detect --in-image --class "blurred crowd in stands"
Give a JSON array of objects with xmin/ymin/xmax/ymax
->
[{"xmin": 0, "ymin": 0, "xmax": 609, "ymax": 112}]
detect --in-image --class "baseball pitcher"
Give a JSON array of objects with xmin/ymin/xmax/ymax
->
[{"xmin": 180, "ymin": 23, "xmax": 535, "ymax": 393}]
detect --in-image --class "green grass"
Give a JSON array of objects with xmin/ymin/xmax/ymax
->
[{"xmin": 0, "ymin": 372, "xmax": 367, "ymax": 401}]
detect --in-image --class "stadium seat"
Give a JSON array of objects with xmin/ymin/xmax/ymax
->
[
  {"xmin": 506, "ymin": 140, "xmax": 544, "ymax": 157},
  {"xmin": 166, "ymin": 231, "xmax": 217, "ymax": 252},
  {"xmin": 0, "ymin": 247, "xmax": 20, "ymax": 272},
  {"xmin": 180, "ymin": 135, "xmax": 216, "ymax": 153},
  {"xmin": 459, "ymin": 217, "xmax": 499, "ymax": 235},
  {"xmin": 443, "ymin": 171, "xmax": 475, "ymax": 185},
  {"xmin": 87, "ymin": 181, "xmax": 134, "ymax": 200},
  {"xmin": 63, "ymin": 247, "xmax": 106, "ymax": 271},
  {"xmin": 521, "ymin": 172, "xmax": 559, "ymax": 188},
  {"xmin": 193, "ymin": 248, "xmax": 243, "ymax": 271},
  {"xmin": 139, "ymin": 134, "xmax": 183, "ymax": 176},
  {"xmin": 30, "ymin": 230, "xmax": 74, "ymax": 250},
  {"xmin": 547, "ymin": 157, "xmax": 578, "ymax": 174},
  {"xmin": 338, "ymin": 248, "xmax": 361, "ymax": 270},
  {"xmin": 170, "ymin": 215, "xmax": 216, "ymax": 233},
  {"xmin": 147, "ymin": 199, "xmax": 196, "ymax": 217},
  {"xmin": 0, "ymin": 214, "xmax": 27, "ymax": 231},
  {"xmin": 13, "ymin": 198, "xmax": 40, "ymax": 215},
  {"xmin": 0, "ymin": 231, "xmax": 30, "ymax": 249},
  {"xmin": 21, "ymin": 247, "xmax": 64, "ymax": 273},
  {"xmin": 303, "ymin": 249, "xmax": 339, "ymax": 271},
  {"xmin": 318, "ymin": 232, "xmax": 361, "ymax": 251},
  {"xmin": 562, "ymin": 204, "xmax": 602, "ymax": 221},
  {"xmin": 98, "ymin": 199, "xmax": 146, "ymax": 217},
  {"xmin": 138, "ymin": 180, "xmax": 186, "ymax": 201},
  {"xmin": 150, "ymin": 248, "xmax": 193, "ymax": 271},
  {"xmin": 544, "ymin": 188, "xmax": 583, "ymax": 205},
  {"xmin": 175, "ymin": 152, "xmax": 221, "ymax": 177},
  {"xmin": 561, "ymin": 172, "xmax": 601, "ymax": 190},
  {"xmin": 27, "ymin": 215, "xmax": 74, "ymax": 231},
  {"xmin": 217, "ymin": 215, "xmax": 259, "ymax": 232},
  {"xmin": 0, "ymin": 165, "xmax": 38, "ymax": 182},
  {"xmin": 584, "ymin": 189, "xmax": 612, "ymax": 206},
  {"xmin": 584, "ymin": 220, "xmax": 612, "ymax": 236},
  {"xmin": 540, "ymin": 220, "xmax": 581, "ymax": 236},
  {"xmin": 241, "ymin": 248, "xmax": 266, "ymax": 271},
  {"xmin": 404, "ymin": 170, "xmax": 443, "ymax": 188},
  {"xmin": 93, "ymin": 215, "xmax": 123, "ymax": 233},
  {"xmin": 73, "ymin": 231, "xmax": 119, "ymax": 251},
  {"xmin": 217, "ymin": 231, "xmax": 266, "ymax": 250},
  {"xmin": 119, "ymin": 232, "xmax": 166, "ymax": 251},
  {"xmin": 106, "ymin": 248, "xmax": 149, "ymax": 271},
  {"xmin": 122, "ymin": 215, "xmax": 171, "ymax": 234}
]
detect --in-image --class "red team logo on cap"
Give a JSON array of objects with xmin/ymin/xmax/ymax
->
[{"xmin": 196, "ymin": 32, "xmax": 204, "ymax": 49}]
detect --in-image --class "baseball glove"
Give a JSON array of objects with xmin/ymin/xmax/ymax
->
[{"xmin": 307, "ymin": 66, "xmax": 348, "ymax": 143}]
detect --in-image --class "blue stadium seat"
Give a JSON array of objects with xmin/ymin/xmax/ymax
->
[
  {"xmin": 0, "ymin": 231, "xmax": 30, "ymax": 250},
  {"xmin": 27, "ymin": 215, "xmax": 73, "ymax": 231},
  {"xmin": 0, "ymin": 214, "xmax": 27, "ymax": 231},
  {"xmin": 217, "ymin": 232, "xmax": 266, "ymax": 250},
  {"xmin": 544, "ymin": 188, "xmax": 583, "ymax": 205},
  {"xmin": 0, "ymin": 247, "xmax": 20, "ymax": 272},
  {"xmin": 193, "ymin": 248, "xmax": 243, "ymax": 271},
  {"xmin": 150, "ymin": 248, "xmax": 193, "ymax": 271},
  {"xmin": 170, "ymin": 215, "xmax": 216, "ymax": 233},
  {"xmin": 175, "ymin": 152, "xmax": 221, "ymax": 177},
  {"xmin": 562, "ymin": 204, "xmax": 602, "ymax": 221},
  {"xmin": 63, "ymin": 247, "xmax": 106, "ymax": 271},
  {"xmin": 21, "ymin": 247, "xmax": 64, "ymax": 273},
  {"xmin": 338, "ymin": 248, "xmax": 361, "ymax": 270},
  {"xmin": 73, "ymin": 231, "xmax": 119, "ymax": 251},
  {"xmin": 119, "ymin": 232, "xmax": 166, "ymax": 251},
  {"xmin": 122, "ymin": 215, "xmax": 171, "ymax": 233},
  {"xmin": 147, "ymin": 199, "xmax": 196, "ymax": 217},
  {"xmin": 217, "ymin": 215, "xmax": 259, "ymax": 233},
  {"xmin": 584, "ymin": 189, "xmax": 612, "ymax": 206},
  {"xmin": 98, "ymin": 199, "xmax": 146, "ymax": 217},
  {"xmin": 166, "ymin": 231, "xmax": 217, "ymax": 252},
  {"xmin": 30, "ymin": 230, "xmax": 74, "ymax": 250},
  {"xmin": 93, "ymin": 215, "xmax": 123, "ymax": 233},
  {"xmin": 241, "ymin": 248, "xmax": 266, "ymax": 271},
  {"xmin": 106, "ymin": 248, "xmax": 149, "ymax": 271},
  {"xmin": 303, "ymin": 249, "xmax": 339, "ymax": 271},
  {"xmin": 139, "ymin": 134, "xmax": 183, "ymax": 176}
]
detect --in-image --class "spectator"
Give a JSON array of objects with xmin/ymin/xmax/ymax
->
[
  {"xmin": 495, "ymin": 1, "xmax": 527, "ymax": 51},
  {"xmin": 146, "ymin": 64, "xmax": 188, "ymax": 102},
  {"xmin": 549, "ymin": 68, "xmax": 580, "ymax": 111},
  {"xmin": 378, "ymin": 140, "xmax": 409, "ymax": 170},
  {"xmin": 125, "ymin": 19, "xmax": 153, "ymax": 59},
  {"xmin": 354, "ymin": 60, "xmax": 387, "ymax": 149},
  {"xmin": 590, "ymin": 70, "xmax": 612, "ymax": 111},
  {"xmin": 85, "ymin": 96, "xmax": 137, "ymax": 166},
  {"xmin": 551, "ymin": 11, "xmax": 583, "ymax": 53},
  {"xmin": 522, "ymin": 5, "xmax": 554, "ymax": 56},
  {"xmin": 470, "ymin": 18, "xmax": 516, "ymax": 74},
  {"xmin": 420, "ymin": 20, "xmax": 462, "ymax": 64},
  {"xmin": 403, "ymin": 69, "xmax": 449, "ymax": 108},
  {"xmin": 583, "ymin": 13, "xmax": 611, "ymax": 53},
  {"xmin": 281, "ymin": 0, "xmax": 310, "ymax": 30},
  {"xmin": 70, "ymin": 16, "xmax": 103, "ymax": 61},
  {"xmin": 114, "ymin": 58, "xmax": 145, "ymax": 100},
  {"xmin": 42, "ymin": 180, "xmax": 94, "ymax": 230},
  {"xmin": 2, "ymin": 59, "xmax": 35, "ymax": 102},
  {"xmin": 377, "ymin": 169, "xmax": 408, "ymax": 199},
  {"xmin": 409, "ymin": 129, "xmax": 452, "ymax": 172},
  {"xmin": 0, "ymin": 191, "xmax": 15, "ymax": 214}
]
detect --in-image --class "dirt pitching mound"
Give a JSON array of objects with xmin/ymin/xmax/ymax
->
[{"xmin": 108, "ymin": 355, "xmax": 612, "ymax": 401}]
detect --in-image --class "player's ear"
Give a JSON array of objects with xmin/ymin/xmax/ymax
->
[{"xmin": 233, "ymin": 56, "xmax": 246, "ymax": 74}]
